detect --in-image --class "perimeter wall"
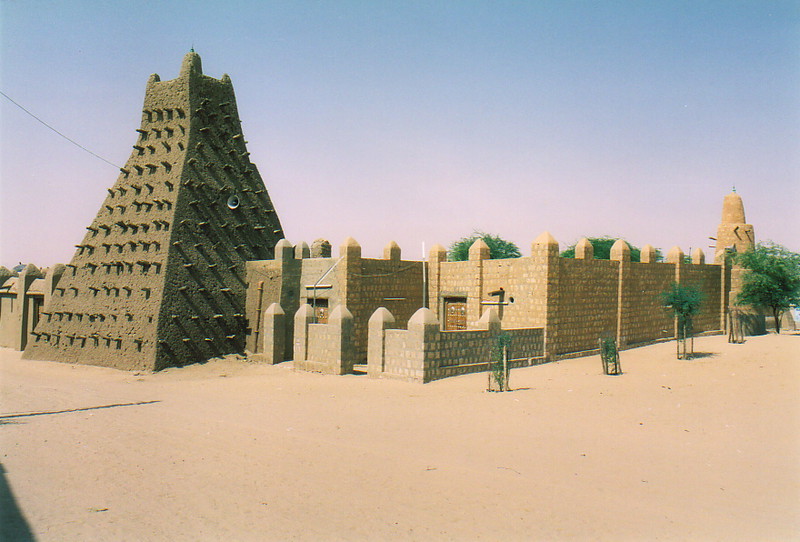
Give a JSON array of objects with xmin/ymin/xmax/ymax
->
[{"xmin": 247, "ymin": 235, "xmax": 730, "ymax": 370}]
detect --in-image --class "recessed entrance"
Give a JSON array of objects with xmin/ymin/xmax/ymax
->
[
  {"xmin": 443, "ymin": 297, "xmax": 467, "ymax": 331},
  {"xmin": 312, "ymin": 298, "xmax": 329, "ymax": 324}
]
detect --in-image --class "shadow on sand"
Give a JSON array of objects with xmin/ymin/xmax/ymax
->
[
  {"xmin": 0, "ymin": 400, "xmax": 160, "ymax": 421},
  {"xmin": 1, "ymin": 462, "xmax": 35, "ymax": 542},
  {"xmin": 680, "ymin": 352, "xmax": 717, "ymax": 360}
]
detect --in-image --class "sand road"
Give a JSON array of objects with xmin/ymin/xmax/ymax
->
[{"xmin": 1, "ymin": 333, "xmax": 798, "ymax": 541}]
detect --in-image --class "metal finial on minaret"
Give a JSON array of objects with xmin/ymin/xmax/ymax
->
[{"xmin": 732, "ymin": 185, "xmax": 736, "ymax": 193}]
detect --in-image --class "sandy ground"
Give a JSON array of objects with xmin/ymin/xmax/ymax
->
[{"xmin": 1, "ymin": 333, "xmax": 798, "ymax": 542}]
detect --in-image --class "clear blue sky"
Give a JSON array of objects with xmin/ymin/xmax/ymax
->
[{"xmin": 1, "ymin": 1, "xmax": 798, "ymax": 267}]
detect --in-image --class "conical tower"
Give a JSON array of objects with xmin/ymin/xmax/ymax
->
[
  {"xmin": 24, "ymin": 52, "xmax": 284, "ymax": 370},
  {"xmin": 714, "ymin": 190, "xmax": 755, "ymax": 262},
  {"xmin": 713, "ymin": 190, "xmax": 765, "ymax": 335}
]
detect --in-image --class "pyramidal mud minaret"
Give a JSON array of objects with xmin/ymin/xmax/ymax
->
[{"xmin": 24, "ymin": 52, "xmax": 284, "ymax": 370}]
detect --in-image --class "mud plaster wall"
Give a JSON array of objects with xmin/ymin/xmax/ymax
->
[
  {"xmin": 1, "ymin": 266, "xmax": 65, "ymax": 351},
  {"xmin": 245, "ymin": 255, "xmax": 343, "ymax": 360},
  {"xmin": 24, "ymin": 53, "xmax": 284, "ymax": 371},
  {"xmin": 0, "ymin": 295, "xmax": 16, "ymax": 347},
  {"xmin": 244, "ymin": 261, "xmax": 284, "ymax": 353}
]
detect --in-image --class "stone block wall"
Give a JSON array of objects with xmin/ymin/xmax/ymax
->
[
  {"xmin": 553, "ymin": 258, "xmax": 618, "ymax": 355},
  {"xmin": 620, "ymin": 262, "xmax": 676, "ymax": 345},
  {"xmin": 368, "ymin": 307, "xmax": 545, "ymax": 383},
  {"xmin": 680, "ymin": 263, "xmax": 724, "ymax": 333},
  {"xmin": 430, "ymin": 249, "xmax": 548, "ymax": 330},
  {"xmin": 345, "ymin": 255, "xmax": 424, "ymax": 360},
  {"xmin": 430, "ymin": 237, "xmax": 728, "ymax": 359},
  {"xmin": 248, "ymin": 235, "xmax": 732, "ymax": 380},
  {"xmin": 293, "ymin": 304, "xmax": 354, "ymax": 375},
  {"xmin": 247, "ymin": 238, "xmax": 424, "ymax": 363}
]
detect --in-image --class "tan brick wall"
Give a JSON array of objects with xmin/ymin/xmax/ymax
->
[
  {"xmin": 249, "ymin": 237, "xmax": 733, "ymax": 374},
  {"xmin": 345, "ymin": 258, "xmax": 424, "ymax": 361},
  {"xmin": 370, "ymin": 307, "xmax": 545, "ymax": 383},
  {"xmin": 681, "ymin": 264, "xmax": 724, "ymax": 333},
  {"xmin": 620, "ymin": 262, "xmax": 677, "ymax": 345},
  {"xmin": 553, "ymin": 258, "xmax": 618, "ymax": 355},
  {"xmin": 293, "ymin": 305, "xmax": 355, "ymax": 375},
  {"xmin": 434, "ymin": 257, "xmax": 548, "ymax": 328}
]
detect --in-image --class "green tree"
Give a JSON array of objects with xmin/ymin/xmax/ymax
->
[
  {"xmin": 448, "ymin": 231, "xmax": 521, "ymax": 261},
  {"xmin": 661, "ymin": 282, "xmax": 704, "ymax": 359},
  {"xmin": 735, "ymin": 242, "xmax": 800, "ymax": 334},
  {"xmin": 560, "ymin": 236, "xmax": 662, "ymax": 263}
]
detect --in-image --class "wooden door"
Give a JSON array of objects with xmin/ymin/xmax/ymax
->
[
  {"xmin": 312, "ymin": 299, "xmax": 329, "ymax": 324},
  {"xmin": 443, "ymin": 297, "xmax": 467, "ymax": 330}
]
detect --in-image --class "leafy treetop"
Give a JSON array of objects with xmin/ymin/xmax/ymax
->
[
  {"xmin": 661, "ymin": 282, "xmax": 704, "ymax": 322},
  {"xmin": 560, "ymin": 236, "xmax": 655, "ymax": 262},
  {"xmin": 660, "ymin": 282, "xmax": 704, "ymax": 359},
  {"xmin": 735, "ymin": 242, "xmax": 800, "ymax": 333},
  {"xmin": 448, "ymin": 232, "xmax": 522, "ymax": 261}
]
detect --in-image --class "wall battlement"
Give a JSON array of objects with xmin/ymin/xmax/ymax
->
[
  {"xmin": 246, "ymin": 238, "xmax": 424, "ymax": 362},
  {"xmin": 368, "ymin": 306, "xmax": 545, "ymax": 383},
  {"xmin": 247, "ymin": 231, "xmax": 730, "ymax": 376}
]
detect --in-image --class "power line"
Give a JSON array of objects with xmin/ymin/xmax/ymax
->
[{"xmin": 0, "ymin": 90, "xmax": 123, "ymax": 169}]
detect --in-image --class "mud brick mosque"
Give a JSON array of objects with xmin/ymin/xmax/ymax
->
[{"xmin": 0, "ymin": 53, "xmax": 764, "ymax": 382}]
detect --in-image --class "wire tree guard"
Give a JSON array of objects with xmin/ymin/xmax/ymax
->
[
  {"xmin": 660, "ymin": 283, "xmax": 704, "ymax": 360},
  {"xmin": 599, "ymin": 336, "xmax": 622, "ymax": 375},
  {"xmin": 728, "ymin": 308, "xmax": 745, "ymax": 344},
  {"xmin": 487, "ymin": 332, "xmax": 512, "ymax": 392}
]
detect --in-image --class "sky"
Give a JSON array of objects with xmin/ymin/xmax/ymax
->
[{"xmin": 1, "ymin": 1, "xmax": 798, "ymax": 268}]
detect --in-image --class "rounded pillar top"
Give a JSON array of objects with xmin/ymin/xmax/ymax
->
[
  {"xmin": 274, "ymin": 239, "xmax": 294, "ymax": 260},
  {"xmin": 429, "ymin": 244, "xmax": 447, "ymax": 261},
  {"xmin": 610, "ymin": 239, "xmax": 631, "ymax": 262},
  {"xmin": 383, "ymin": 240, "xmax": 401, "ymax": 261},
  {"xmin": 329, "ymin": 305, "xmax": 353, "ymax": 322},
  {"xmin": 340, "ymin": 237, "xmax": 362, "ymax": 259},
  {"xmin": 666, "ymin": 246, "xmax": 684, "ymax": 264},
  {"xmin": 533, "ymin": 231, "xmax": 559, "ymax": 247},
  {"xmin": 575, "ymin": 237, "xmax": 594, "ymax": 259},
  {"xmin": 369, "ymin": 307, "xmax": 396, "ymax": 327},
  {"xmin": 265, "ymin": 302, "xmax": 285, "ymax": 316},
  {"xmin": 409, "ymin": 307, "xmax": 439, "ymax": 326},
  {"xmin": 640, "ymin": 244, "xmax": 656, "ymax": 263},
  {"xmin": 20, "ymin": 263, "xmax": 41, "ymax": 277}
]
